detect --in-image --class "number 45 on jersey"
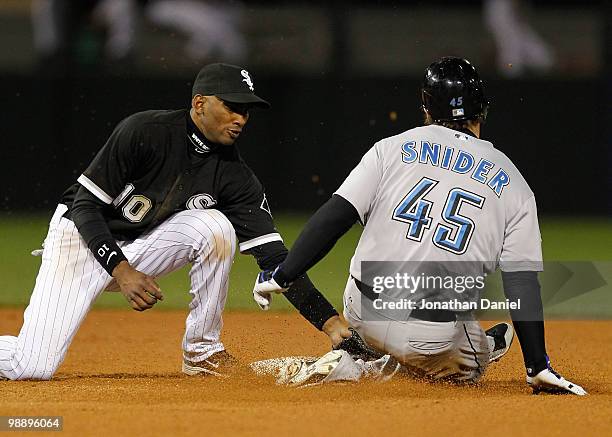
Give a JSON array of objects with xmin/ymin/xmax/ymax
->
[{"xmin": 392, "ymin": 177, "xmax": 485, "ymax": 255}]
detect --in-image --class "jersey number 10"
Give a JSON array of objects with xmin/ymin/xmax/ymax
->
[{"xmin": 392, "ymin": 177, "xmax": 485, "ymax": 255}]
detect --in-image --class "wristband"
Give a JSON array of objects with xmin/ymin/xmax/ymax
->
[{"xmin": 90, "ymin": 237, "xmax": 128, "ymax": 276}]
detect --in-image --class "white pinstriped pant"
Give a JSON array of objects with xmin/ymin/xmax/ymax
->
[{"xmin": 0, "ymin": 204, "xmax": 236, "ymax": 380}]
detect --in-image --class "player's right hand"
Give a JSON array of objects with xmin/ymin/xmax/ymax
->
[
  {"xmin": 252, "ymin": 267, "xmax": 289, "ymax": 310},
  {"xmin": 526, "ymin": 367, "xmax": 587, "ymax": 396},
  {"xmin": 112, "ymin": 261, "xmax": 164, "ymax": 311}
]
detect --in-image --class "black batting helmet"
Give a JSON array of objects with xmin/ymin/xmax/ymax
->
[{"xmin": 421, "ymin": 57, "xmax": 489, "ymax": 123}]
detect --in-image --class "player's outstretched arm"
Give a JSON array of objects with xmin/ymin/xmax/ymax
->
[
  {"xmin": 249, "ymin": 195, "xmax": 359, "ymax": 345},
  {"xmin": 251, "ymin": 266, "xmax": 351, "ymax": 345},
  {"xmin": 502, "ymin": 271, "xmax": 586, "ymax": 395}
]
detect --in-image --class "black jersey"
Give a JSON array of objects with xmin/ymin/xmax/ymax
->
[{"xmin": 61, "ymin": 109, "xmax": 281, "ymax": 252}]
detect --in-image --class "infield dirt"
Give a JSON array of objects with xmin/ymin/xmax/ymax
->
[{"xmin": 0, "ymin": 308, "xmax": 609, "ymax": 436}]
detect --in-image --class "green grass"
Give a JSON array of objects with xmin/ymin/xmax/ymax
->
[
  {"xmin": 0, "ymin": 214, "xmax": 610, "ymax": 315},
  {"xmin": 539, "ymin": 217, "xmax": 612, "ymax": 261}
]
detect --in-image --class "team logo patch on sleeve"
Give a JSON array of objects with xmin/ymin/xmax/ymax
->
[
  {"xmin": 260, "ymin": 194, "xmax": 272, "ymax": 217},
  {"xmin": 186, "ymin": 193, "xmax": 217, "ymax": 210}
]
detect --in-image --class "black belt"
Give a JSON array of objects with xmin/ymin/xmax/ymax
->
[{"xmin": 352, "ymin": 276, "xmax": 457, "ymax": 322}]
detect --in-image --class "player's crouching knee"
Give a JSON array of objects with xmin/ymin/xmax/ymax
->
[{"xmin": 184, "ymin": 209, "xmax": 237, "ymax": 261}]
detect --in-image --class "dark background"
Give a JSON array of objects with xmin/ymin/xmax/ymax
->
[
  {"xmin": 0, "ymin": 75, "xmax": 607, "ymax": 214},
  {"xmin": 0, "ymin": 1, "xmax": 609, "ymax": 215}
]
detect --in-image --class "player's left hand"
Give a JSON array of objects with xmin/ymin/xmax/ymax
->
[
  {"xmin": 252, "ymin": 268, "xmax": 289, "ymax": 310},
  {"xmin": 527, "ymin": 367, "xmax": 587, "ymax": 396}
]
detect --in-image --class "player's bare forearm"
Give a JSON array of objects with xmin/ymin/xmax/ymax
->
[{"xmin": 112, "ymin": 261, "xmax": 164, "ymax": 312}]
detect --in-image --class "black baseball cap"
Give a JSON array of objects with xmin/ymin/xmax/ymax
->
[{"xmin": 192, "ymin": 63, "xmax": 271, "ymax": 109}]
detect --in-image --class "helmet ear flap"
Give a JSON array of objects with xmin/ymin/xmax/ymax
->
[
  {"xmin": 421, "ymin": 89, "xmax": 437, "ymax": 124},
  {"xmin": 420, "ymin": 89, "xmax": 427, "ymax": 116}
]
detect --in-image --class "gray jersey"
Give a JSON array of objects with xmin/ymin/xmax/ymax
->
[{"xmin": 335, "ymin": 124, "xmax": 543, "ymax": 281}]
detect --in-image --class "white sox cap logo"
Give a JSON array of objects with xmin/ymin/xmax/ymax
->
[{"xmin": 241, "ymin": 70, "xmax": 254, "ymax": 91}]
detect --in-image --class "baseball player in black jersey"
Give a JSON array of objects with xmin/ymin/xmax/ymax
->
[{"xmin": 0, "ymin": 63, "xmax": 350, "ymax": 380}]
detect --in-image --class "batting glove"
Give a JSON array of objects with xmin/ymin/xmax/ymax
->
[
  {"xmin": 252, "ymin": 267, "xmax": 290, "ymax": 310},
  {"xmin": 526, "ymin": 359, "xmax": 587, "ymax": 396}
]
